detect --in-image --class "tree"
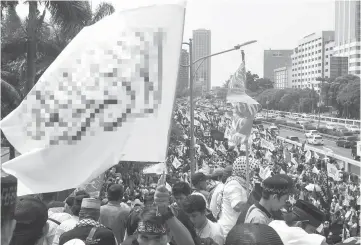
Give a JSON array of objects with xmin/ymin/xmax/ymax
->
[
  {"xmin": 1, "ymin": 1, "xmax": 115, "ymax": 159},
  {"xmin": 256, "ymin": 78, "xmax": 274, "ymax": 90},
  {"xmin": 336, "ymin": 79, "xmax": 360, "ymax": 118},
  {"xmin": 246, "ymin": 71, "xmax": 259, "ymax": 92}
]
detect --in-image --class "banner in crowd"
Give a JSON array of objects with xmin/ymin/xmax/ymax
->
[
  {"xmin": 0, "ymin": 1, "xmax": 186, "ymax": 195},
  {"xmin": 143, "ymin": 162, "xmax": 168, "ymax": 175},
  {"xmin": 260, "ymin": 139, "xmax": 275, "ymax": 151},
  {"xmin": 327, "ymin": 163, "xmax": 341, "ymax": 181},
  {"xmin": 172, "ymin": 157, "xmax": 182, "ymax": 169}
]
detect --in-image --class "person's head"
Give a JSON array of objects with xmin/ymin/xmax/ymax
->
[
  {"xmin": 261, "ymin": 174, "xmax": 294, "ymax": 212},
  {"xmin": 284, "ymin": 200, "xmax": 325, "ymax": 234},
  {"xmin": 137, "ymin": 206, "xmax": 171, "ymax": 245},
  {"xmin": 1, "ymin": 171, "xmax": 17, "ymax": 245},
  {"xmin": 79, "ymin": 198, "xmax": 101, "ymax": 221},
  {"xmin": 107, "ymin": 184, "xmax": 123, "ymax": 202},
  {"xmin": 211, "ymin": 168, "xmax": 224, "ymax": 182},
  {"xmin": 41, "ymin": 192, "xmax": 57, "ymax": 203},
  {"xmin": 232, "ymin": 156, "xmax": 258, "ymax": 180},
  {"xmin": 64, "ymin": 196, "xmax": 75, "ymax": 214},
  {"xmin": 225, "ymin": 223, "xmax": 284, "ymax": 245},
  {"xmin": 191, "ymin": 172, "xmax": 209, "ymax": 191},
  {"xmin": 10, "ymin": 196, "xmax": 48, "ymax": 245},
  {"xmin": 172, "ymin": 182, "xmax": 191, "ymax": 208},
  {"xmin": 110, "ymin": 167, "xmax": 116, "ymax": 174},
  {"xmin": 182, "ymin": 195, "xmax": 207, "ymax": 229},
  {"xmin": 222, "ymin": 165, "xmax": 233, "ymax": 183},
  {"xmin": 71, "ymin": 190, "xmax": 90, "ymax": 217}
]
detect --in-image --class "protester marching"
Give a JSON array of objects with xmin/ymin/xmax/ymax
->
[{"xmin": 1, "ymin": 1, "xmax": 360, "ymax": 245}]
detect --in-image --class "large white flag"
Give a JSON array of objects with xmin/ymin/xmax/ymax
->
[
  {"xmin": 1, "ymin": 1, "xmax": 186, "ymax": 195},
  {"xmin": 172, "ymin": 157, "xmax": 182, "ymax": 169}
]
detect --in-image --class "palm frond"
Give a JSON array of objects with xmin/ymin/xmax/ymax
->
[
  {"xmin": 1, "ymin": 38, "xmax": 28, "ymax": 61},
  {"xmin": 92, "ymin": 2, "xmax": 115, "ymax": 24},
  {"xmin": 1, "ymin": 79, "xmax": 22, "ymax": 105},
  {"xmin": 45, "ymin": 1, "xmax": 92, "ymax": 35},
  {"xmin": 37, "ymin": 39, "xmax": 62, "ymax": 58}
]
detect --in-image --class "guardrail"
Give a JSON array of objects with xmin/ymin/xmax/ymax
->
[
  {"xmin": 277, "ymin": 136, "xmax": 360, "ymax": 176},
  {"xmin": 260, "ymin": 120, "xmax": 339, "ymax": 141},
  {"xmin": 263, "ymin": 109, "xmax": 361, "ymax": 127}
]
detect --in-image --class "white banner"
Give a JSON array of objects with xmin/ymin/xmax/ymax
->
[
  {"xmin": 172, "ymin": 157, "xmax": 182, "ymax": 169},
  {"xmin": 260, "ymin": 139, "xmax": 275, "ymax": 151},
  {"xmin": 1, "ymin": 1, "xmax": 186, "ymax": 195},
  {"xmin": 327, "ymin": 163, "xmax": 340, "ymax": 181},
  {"xmin": 143, "ymin": 162, "xmax": 168, "ymax": 175}
]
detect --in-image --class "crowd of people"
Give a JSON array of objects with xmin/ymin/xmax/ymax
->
[{"xmin": 1, "ymin": 97, "xmax": 360, "ymax": 245}]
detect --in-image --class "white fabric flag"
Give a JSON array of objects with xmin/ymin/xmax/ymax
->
[
  {"xmin": 260, "ymin": 139, "xmax": 275, "ymax": 151},
  {"xmin": 143, "ymin": 162, "xmax": 168, "ymax": 175},
  {"xmin": 1, "ymin": 1, "xmax": 186, "ymax": 195},
  {"xmin": 327, "ymin": 163, "xmax": 340, "ymax": 181},
  {"xmin": 305, "ymin": 150, "xmax": 312, "ymax": 163},
  {"xmin": 172, "ymin": 157, "xmax": 182, "ymax": 169}
]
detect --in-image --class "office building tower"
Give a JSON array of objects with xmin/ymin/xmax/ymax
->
[
  {"xmin": 273, "ymin": 66, "xmax": 292, "ymax": 89},
  {"xmin": 263, "ymin": 50, "xmax": 293, "ymax": 82},
  {"xmin": 176, "ymin": 49, "xmax": 189, "ymax": 93},
  {"xmin": 333, "ymin": 0, "xmax": 360, "ymax": 76},
  {"xmin": 291, "ymin": 31, "xmax": 335, "ymax": 93},
  {"xmin": 192, "ymin": 29, "xmax": 211, "ymax": 92}
]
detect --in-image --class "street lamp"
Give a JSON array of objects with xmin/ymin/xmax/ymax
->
[{"xmin": 181, "ymin": 39, "xmax": 257, "ymax": 178}]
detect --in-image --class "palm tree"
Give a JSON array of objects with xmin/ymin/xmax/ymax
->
[{"xmin": 1, "ymin": 1, "xmax": 115, "ymax": 159}]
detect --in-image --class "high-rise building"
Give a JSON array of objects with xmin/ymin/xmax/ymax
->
[
  {"xmin": 192, "ymin": 29, "xmax": 211, "ymax": 92},
  {"xmin": 290, "ymin": 31, "xmax": 335, "ymax": 93},
  {"xmin": 273, "ymin": 66, "xmax": 292, "ymax": 89},
  {"xmin": 330, "ymin": 56, "xmax": 349, "ymax": 78},
  {"xmin": 333, "ymin": 0, "xmax": 361, "ymax": 76},
  {"xmin": 176, "ymin": 49, "xmax": 189, "ymax": 93},
  {"xmin": 263, "ymin": 50, "xmax": 293, "ymax": 82}
]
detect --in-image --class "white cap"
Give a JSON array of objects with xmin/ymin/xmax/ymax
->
[{"xmin": 64, "ymin": 239, "xmax": 85, "ymax": 245}]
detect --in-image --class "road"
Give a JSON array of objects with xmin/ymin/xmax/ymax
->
[{"xmin": 278, "ymin": 128, "xmax": 353, "ymax": 160}]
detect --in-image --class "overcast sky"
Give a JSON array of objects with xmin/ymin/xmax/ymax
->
[{"xmin": 15, "ymin": 0, "xmax": 335, "ymax": 87}]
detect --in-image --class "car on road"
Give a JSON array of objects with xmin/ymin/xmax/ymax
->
[
  {"xmin": 326, "ymin": 123, "xmax": 336, "ymax": 130},
  {"xmin": 346, "ymin": 125, "xmax": 360, "ymax": 133},
  {"xmin": 269, "ymin": 125, "xmax": 280, "ymax": 134},
  {"xmin": 336, "ymin": 136, "xmax": 359, "ymax": 148},
  {"xmin": 307, "ymin": 135, "xmax": 324, "ymax": 145},
  {"xmin": 351, "ymin": 141, "xmax": 360, "ymax": 160},
  {"xmin": 305, "ymin": 130, "xmax": 319, "ymax": 138},
  {"xmin": 286, "ymin": 136, "xmax": 300, "ymax": 142}
]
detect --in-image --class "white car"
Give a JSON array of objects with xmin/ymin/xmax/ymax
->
[
  {"xmin": 326, "ymin": 123, "xmax": 336, "ymax": 130},
  {"xmin": 307, "ymin": 135, "xmax": 324, "ymax": 145},
  {"xmin": 346, "ymin": 125, "xmax": 360, "ymax": 133},
  {"xmin": 269, "ymin": 125, "xmax": 280, "ymax": 134},
  {"xmin": 305, "ymin": 130, "xmax": 319, "ymax": 138}
]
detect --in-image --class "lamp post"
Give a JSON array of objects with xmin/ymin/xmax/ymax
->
[
  {"xmin": 316, "ymin": 77, "xmax": 329, "ymax": 129},
  {"xmin": 181, "ymin": 39, "xmax": 257, "ymax": 178}
]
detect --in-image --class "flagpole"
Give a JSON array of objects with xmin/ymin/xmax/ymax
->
[{"xmin": 246, "ymin": 143, "xmax": 250, "ymax": 196}]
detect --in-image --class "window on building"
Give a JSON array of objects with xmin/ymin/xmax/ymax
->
[
  {"xmin": 326, "ymin": 62, "xmax": 328, "ymax": 65},
  {"xmin": 326, "ymin": 55, "xmax": 328, "ymax": 58},
  {"xmin": 325, "ymin": 69, "xmax": 328, "ymax": 72},
  {"xmin": 326, "ymin": 48, "xmax": 328, "ymax": 51},
  {"xmin": 325, "ymin": 76, "xmax": 328, "ymax": 78}
]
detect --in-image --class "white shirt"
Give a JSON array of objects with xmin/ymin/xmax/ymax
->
[
  {"xmin": 210, "ymin": 183, "xmax": 224, "ymax": 218},
  {"xmin": 269, "ymin": 220, "xmax": 326, "ymax": 245},
  {"xmin": 52, "ymin": 217, "xmax": 79, "ymax": 245},
  {"xmin": 217, "ymin": 180, "xmax": 247, "ymax": 238},
  {"xmin": 196, "ymin": 219, "xmax": 224, "ymax": 245}
]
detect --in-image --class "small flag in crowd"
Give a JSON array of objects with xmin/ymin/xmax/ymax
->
[
  {"xmin": 327, "ymin": 163, "xmax": 340, "ymax": 181},
  {"xmin": 144, "ymin": 162, "xmax": 168, "ymax": 175},
  {"xmin": 305, "ymin": 150, "xmax": 312, "ymax": 163},
  {"xmin": 260, "ymin": 139, "xmax": 275, "ymax": 151},
  {"xmin": 225, "ymin": 51, "xmax": 261, "ymax": 145},
  {"xmin": 172, "ymin": 157, "xmax": 182, "ymax": 169},
  {"xmin": 0, "ymin": 1, "xmax": 186, "ymax": 195}
]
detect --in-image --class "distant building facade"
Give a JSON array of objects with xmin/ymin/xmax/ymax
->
[
  {"xmin": 177, "ymin": 49, "xmax": 189, "ymax": 92},
  {"xmin": 291, "ymin": 31, "xmax": 335, "ymax": 93},
  {"xmin": 333, "ymin": 0, "xmax": 361, "ymax": 76},
  {"xmin": 274, "ymin": 66, "xmax": 292, "ymax": 89},
  {"xmin": 263, "ymin": 50, "xmax": 293, "ymax": 82},
  {"xmin": 330, "ymin": 56, "xmax": 349, "ymax": 78},
  {"xmin": 192, "ymin": 29, "xmax": 211, "ymax": 92}
]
